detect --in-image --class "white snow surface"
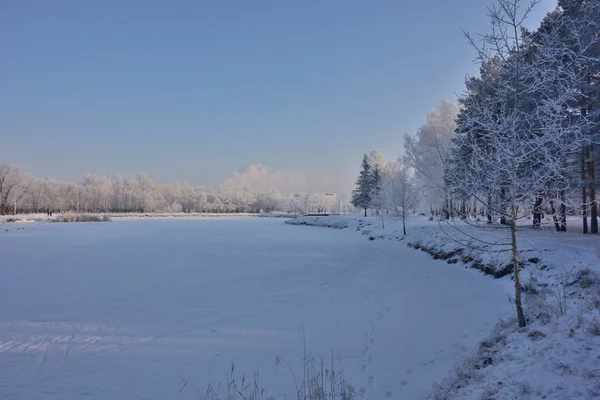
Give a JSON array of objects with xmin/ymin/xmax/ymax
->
[
  {"xmin": 0, "ymin": 218, "xmax": 511, "ymax": 400},
  {"xmin": 288, "ymin": 214, "xmax": 600, "ymax": 399},
  {"xmin": 0, "ymin": 212, "xmax": 292, "ymax": 224}
]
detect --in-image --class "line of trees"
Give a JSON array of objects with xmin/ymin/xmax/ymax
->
[
  {"xmin": 446, "ymin": 0, "xmax": 599, "ymax": 235},
  {"xmin": 351, "ymin": 151, "xmax": 420, "ymax": 233},
  {"xmin": 350, "ymin": 0, "xmax": 598, "ymax": 327},
  {"xmin": 0, "ymin": 163, "xmax": 345, "ymax": 216},
  {"xmin": 443, "ymin": 0, "xmax": 598, "ymax": 327},
  {"xmin": 398, "ymin": 0, "xmax": 599, "ymax": 237}
]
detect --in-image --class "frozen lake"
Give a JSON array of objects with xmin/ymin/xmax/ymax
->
[{"xmin": 0, "ymin": 218, "xmax": 510, "ymax": 399}]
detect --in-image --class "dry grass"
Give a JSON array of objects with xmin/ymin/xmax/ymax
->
[
  {"xmin": 180, "ymin": 351, "xmax": 356, "ymax": 400},
  {"xmin": 51, "ymin": 213, "xmax": 112, "ymax": 223}
]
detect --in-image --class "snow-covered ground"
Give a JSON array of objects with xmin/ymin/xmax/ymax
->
[
  {"xmin": 0, "ymin": 212, "xmax": 292, "ymax": 224},
  {"xmin": 0, "ymin": 218, "xmax": 511, "ymax": 400},
  {"xmin": 287, "ymin": 214, "xmax": 600, "ymax": 399}
]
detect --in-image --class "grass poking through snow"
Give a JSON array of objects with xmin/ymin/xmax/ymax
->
[{"xmin": 180, "ymin": 350, "xmax": 356, "ymax": 400}]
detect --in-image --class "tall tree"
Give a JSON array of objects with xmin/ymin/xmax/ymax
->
[
  {"xmin": 404, "ymin": 100, "xmax": 460, "ymax": 219},
  {"xmin": 370, "ymin": 166, "xmax": 385, "ymax": 227},
  {"xmin": 0, "ymin": 164, "xmax": 31, "ymax": 215},
  {"xmin": 351, "ymin": 154, "xmax": 373, "ymax": 217}
]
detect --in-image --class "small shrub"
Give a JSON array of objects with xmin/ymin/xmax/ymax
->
[
  {"xmin": 478, "ymin": 333, "xmax": 506, "ymax": 353},
  {"xmin": 522, "ymin": 281, "xmax": 538, "ymax": 295},
  {"xmin": 52, "ymin": 213, "xmax": 112, "ymax": 223},
  {"xmin": 575, "ymin": 268, "xmax": 599, "ymax": 289},
  {"xmin": 553, "ymin": 361, "xmax": 577, "ymax": 376},
  {"xmin": 583, "ymin": 369, "xmax": 600, "ymax": 380},
  {"xmin": 518, "ymin": 381, "xmax": 533, "ymax": 395},
  {"xmin": 527, "ymin": 330, "xmax": 546, "ymax": 340},
  {"xmin": 588, "ymin": 319, "xmax": 600, "ymax": 337}
]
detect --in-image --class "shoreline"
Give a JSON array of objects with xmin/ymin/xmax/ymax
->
[
  {"xmin": 0, "ymin": 212, "xmax": 294, "ymax": 224},
  {"xmin": 287, "ymin": 214, "xmax": 600, "ymax": 399}
]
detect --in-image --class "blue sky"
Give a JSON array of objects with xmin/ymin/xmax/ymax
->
[{"xmin": 1, "ymin": 0, "xmax": 556, "ymax": 188}]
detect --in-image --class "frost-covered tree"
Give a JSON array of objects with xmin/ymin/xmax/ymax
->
[
  {"xmin": 0, "ymin": 161, "xmax": 340, "ymax": 215},
  {"xmin": 351, "ymin": 154, "xmax": 373, "ymax": 217},
  {"xmin": 368, "ymin": 150, "xmax": 384, "ymax": 171},
  {"xmin": 390, "ymin": 159, "xmax": 420, "ymax": 235},
  {"xmin": 446, "ymin": 0, "xmax": 595, "ymax": 327},
  {"xmin": 404, "ymin": 100, "xmax": 460, "ymax": 218},
  {"xmin": 0, "ymin": 164, "xmax": 32, "ymax": 215},
  {"xmin": 558, "ymin": 0, "xmax": 600, "ymax": 234},
  {"xmin": 370, "ymin": 166, "xmax": 385, "ymax": 227}
]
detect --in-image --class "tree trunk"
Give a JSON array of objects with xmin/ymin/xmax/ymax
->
[
  {"xmin": 511, "ymin": 206, "xmax": 526, "ymax": 328},
  {"xmin": 443, "ymin": 189, "xmax": 450, "ymax": 220},
  {"xmin": 583, "ymin": 185, "xmax": 589, "ymax": 234},
  {"xmin": 533, "ymin": 194, "xmax": 543, "ymax": 229},
  {"xmin": 591, "ymin": 190, "xmax": 598, "ymax": 234},
  {"xmin": 402, "ymin": 211, "xmax": 407, "ymax": 236},
  {"xmin": 487, "ymin": 191, "xmax": 493, "ymax": 224},
  {"xmin": 500, "ymin": 188, "xmax": 507, "ymax": 225},
  {"xmin": 364, "ymin": 208, "xmax": 367, "ymax": 217},
  {"xmin": 589, "ymin": 149, "xmax": 598, "ymax": 234},
  {"xmin": 582, "ymin": 148, "xmax": 588, "ymax": 233},
  {"xmin": 550, "ymin": 200, "xmax": 560, "ymax": 232},
  {"xmin": 559, "ymin": 196, "xmax": 567, "ymax": 232}
]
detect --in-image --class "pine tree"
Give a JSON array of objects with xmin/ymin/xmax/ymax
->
[{"xmin": 351, "ymin": 154, "xmax": 372, "ymax": 217}]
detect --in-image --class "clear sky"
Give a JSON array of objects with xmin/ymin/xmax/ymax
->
[{"xmin": 1, "ymin": 0, "xmax": 556, "ymax": 189}]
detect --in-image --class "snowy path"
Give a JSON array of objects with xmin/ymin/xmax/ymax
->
[{"xmin": 0, "ymin": 219, "xmax": 510, "ymax": 399}]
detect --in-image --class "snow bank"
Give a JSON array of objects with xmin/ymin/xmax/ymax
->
[
  {"xmin": 0, "ymin": 213, "xmax": 51, "ymax": 223},
  {"xmin": 288, "ymin": 214, "xmax": 600, "ymax": 399},
  {"xmin": 285, "ymin": 215, "xmax": 354, "ymax": 229},
  {"xmin": 0, "ymin": 212, "xmax": 293, "ymax": 224}
]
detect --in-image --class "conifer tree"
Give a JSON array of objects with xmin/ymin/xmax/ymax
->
[{"xmin": 351, "ymin": 154, "xmax": 372, "ymax": 217}]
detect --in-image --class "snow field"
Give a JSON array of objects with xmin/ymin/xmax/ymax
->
[
  {"xmin": 289, "ymin": 214, "xmax": 600, "ymax": 399},
  {"xmin": 0, "ymin": 218, "xmax": 511, "ymax": 399}
]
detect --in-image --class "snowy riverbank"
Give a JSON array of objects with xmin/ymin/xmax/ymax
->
[
  {"xmin": 287, "ymin": 214, "xmax": 600, "ymax": 399},
  {"xmin": 0, "ymin": 212, "xmax": 293, "ymax": 224}
]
